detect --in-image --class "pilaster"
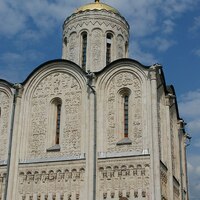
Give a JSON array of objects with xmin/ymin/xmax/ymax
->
[
  {"xmin": 149, "ymin": 64, "xmax": 162, "ymax": 200},
  {"xmin": 6, "ymin": 84, "xmax": 23, "ymax": 200}
]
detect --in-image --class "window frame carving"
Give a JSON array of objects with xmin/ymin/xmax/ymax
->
[{"xmin": 47, "ymin": 97, "xmax": 62, "ymax": 152}]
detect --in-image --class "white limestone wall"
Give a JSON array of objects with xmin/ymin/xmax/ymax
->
[
  {"xmin": 17, "ymin": 161, "xmax": 86, "ymax": 200},
  {"xmin": 97, "ymin": 156, "xmax": 150, "ymax": 200},
  {"xmin": 18, "ymin": 62, "xmax": 87, "ymax": 162},
  {"xmin": 7, "ymin": 62, "xmax": 89, "ymax": 200},
  {"xmin": 0, "ymin": 83, "xmax": 13, "ymax": 162},
  {"xmin": 96, "ymin": 60, "xmax": 149, "ymax": 156},
  {"xmin": 0, "ymin": 82, "xmax": 13, "ymax": 199},
  {"xmin": 62, "ymin": 10, "xmax": 129, "ymax": 72}
]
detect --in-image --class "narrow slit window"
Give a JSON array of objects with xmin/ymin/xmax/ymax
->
[
  {"xmin": 106, "ymin": 33, "xmax": 112, "ymax": 65},
  {"xmin": 124, "ymin": 95, "xmax": 129, "ymax": 137},
  {"xmin": 125, "ymin": 42, "xmax": 128, "ymax": 57},
  {"xmin": 55, "ymin": 103, "xmax": 61, "ymax": 144},
  {"xmin": 82, "ymin": 32, "xmax": 87, "ymax": 70}
]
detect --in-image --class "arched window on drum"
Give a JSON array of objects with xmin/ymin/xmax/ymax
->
[
  {"xmin": 106, "ymin": 33, "xmax": 113, "ymax": 65},
  {"xmin": 81, "ymin": 32, "xmax": 88, "ymax": 70}
]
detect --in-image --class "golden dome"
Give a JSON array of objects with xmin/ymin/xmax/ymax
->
[{"xmin": 74, "ymin": 0, "xmax": 120, "ymax": 15}]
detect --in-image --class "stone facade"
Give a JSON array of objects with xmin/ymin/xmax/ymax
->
[{"xmin": 0, "ymin": 1, "xmax": 189, "ymax": 200}]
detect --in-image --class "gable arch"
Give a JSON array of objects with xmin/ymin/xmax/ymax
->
[
  {"xmin": 96, "ymin": 60, "xmax": 149, "ymax": 154},
  {"xmin": 19, "ymin": 61, "xmax": 87, "ymax": 161}
]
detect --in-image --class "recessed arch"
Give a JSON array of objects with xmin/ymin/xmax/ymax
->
[{"xmin": 106, "ymin": 32, "xmax": 113, "ymax": 65}]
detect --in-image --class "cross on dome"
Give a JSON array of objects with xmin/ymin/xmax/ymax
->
[{"xmin": 95, "ymin": 0, "xmax": 100, "ymax": 2}]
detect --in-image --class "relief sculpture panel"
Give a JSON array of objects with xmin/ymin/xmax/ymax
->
[
  {"xmin": 28, "ymin": 72, "xmax": 82, "ymax": 159},
  {"xmin": 91, "ymin": 29, "xmax": 103, "ymax": 71},
  {"xmin": 97, "ymin": 158, "xmax": 150, "ymax": 199},
  {"xmin": 0, "ymin": 91, "xmax": 11, "ymax": 161},
  {"xmin": 106, "ymin": 72, "xmax": 143, "ymax": 153},
  {"xmin": 18, "ymin": 164, "xmax": 85, "ymax": 199},
  {"xmin": 68, "ymin": 32, "xmax": 78, "ymax": 64},
  {"xmin": 117, "ymin": 35, "xmax": 124, "ymax": 59},
  {"xmin": 0, "ymin": 170, "xmax": 7, "ymax": 199}
]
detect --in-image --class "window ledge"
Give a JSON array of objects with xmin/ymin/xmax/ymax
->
[
  {"xmin": 117, "ymin": 138, "xmax": 132, "ymax": 145},
  {"xmin": 46, "ymin": 144, "xmax": 61, "ymax": 152}
]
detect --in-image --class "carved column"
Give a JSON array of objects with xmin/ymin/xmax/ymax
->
[
  {"xmin": 149, "ymin": 65, "xmax": 161, "ymax": 200},
  {"xmin": 6, "ymin": 84, "xmax": 23, "ymax": 200}
]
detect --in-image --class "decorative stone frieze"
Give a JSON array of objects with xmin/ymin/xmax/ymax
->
[
  {"xmin": 97, "ymin": 157, "xmax": 150, "ymax": 199},
  {"xmin": 18, "ymin": 163, "xmax": 86, "ymax": 199}
]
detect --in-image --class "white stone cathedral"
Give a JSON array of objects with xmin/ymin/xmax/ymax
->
[{"xmin": 0, "ymin": 0, "xmax": 190, "ymax": 200}]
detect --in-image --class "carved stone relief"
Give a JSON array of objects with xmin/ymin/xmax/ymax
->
[
  {"xmin": 0, "ymin": 170, "xmax": 7, "ymax": 199},
  {"xmin": 91, "ymin": 29, "xmax": 102, "ymax": 70},
  {"xmin": 105, "ymin": 72, "xmax": 143, "ymax": 152},
  {"xmin": 68, "ymin": 32, "xmax": 78, "ymax": 63},
  {"xmin": 117, "ymin": 35, "xmax": 124, "ymax": 59},
  {"xmin": 18, "ymin": 165, "xmax": 85, "ymax": 199},
  {"xmin": 160, "ymin": 165, "xmax": 168, "ymax": 200},
  {"xmin": 0, "ymin": 91, "xmax": 11, "ymax": 161},
  {"xmin": 98, "ymin": 158, "xmax": 150, "ymax": 199},
  {"xmin": 28, "ymin": 72, "xmax": 82, "ymax": 159}
]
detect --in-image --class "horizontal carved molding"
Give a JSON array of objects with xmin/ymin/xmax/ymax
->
[
  {"xmin": 19, "ymin": 154, "xmax": 86, "ymax": 164},
  {"xmin": 98, "ymin": 150, "xmax": 150, "ymax": 159}
]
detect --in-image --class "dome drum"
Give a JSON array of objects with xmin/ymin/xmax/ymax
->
[{"xmin": 62, "ymin": 7, "xmax": 129, "ymax": 72}]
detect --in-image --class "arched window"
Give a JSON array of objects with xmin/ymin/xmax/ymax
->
[
  {"xmin": 81, "ymin": 32, "xmax": 87, "ymax": 70},
  {"xmin": 106, "ymin": 33, "xmax": 113, "ymax": 65},
  {"xmin": 117, "ymin": 88, "xmax": 132, "ymax": 145},
  {"xmin": 124, "ymin": 95, "xmax": 129, "ymax": 137},
  {"xmin": 125, "ymin": 41, "xmax": 128, "ymax": 57},
  {"xmin": 55, "ymin": 103, "xmax": 61, "ymax": 144},
  {"xmin": 47, "ymin": 98, "xmax": 62, "ymax": 151}
]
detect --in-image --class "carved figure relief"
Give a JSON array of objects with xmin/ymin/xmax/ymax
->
[
  {"xmin": 28, "ymin": 72, "xmax": 82, "ymax": 159},
  {"xmin": 0, "ymin": 171, "xmax": 7, "ymax": 198},
  {"xmin": 160, "ymin": 165, "xmax": 168, "ymax": 200},
  {"xmin": 0, "ymin": 91, "xmax": 11, "ymax": 161},
  {"xmin": 98, "ymin": 160, "xmax": 150, "ymax": 199},
  {"xmin": 68, "ymin": 32, "xmax": 78, "ymax": 63},
  {"xmin": 105, "ymin": 72, "xmax": 143, "ymax": 152},
  {"xmin": 117, "ymin": 35, "xmax": 124, "ymax": 59},
  {"xmin": 18, "ymin": 166, "xmax": 85, "ymax": 199},
  {"xmin": 91, "ymin": 29, "xmax": 102, "ymax": 70}
]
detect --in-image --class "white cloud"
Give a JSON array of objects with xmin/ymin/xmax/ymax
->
[
  {"xmin": 194, "ymin": 139, "xmax": 200, "ymax": 147},
  {"xmin": 179, "ymin": 89, "xmax": 200, "ymax": 138},
  {"xmin": 190, "ymin": 16, "xmax": 200, "ymax": 33},
  {"xmin": 0, "ymin": 1, "xmax": 26, "ymax": 36},
  {"xmin": 187, "ymin": 156, "xmax": 200, "ymax": 200},
  {"xmin": 0, "ymin": 51, "xmax": 44, "ymax": 82},
  {"xmin": 0, "ymin": 0, "xmax": 198, "ymax": 39},
  {"xmin": 188, "ymin": 120, "xmax": 200, "ymax": 135},
  {"xmin": 142, "ymin": 37, "xmax": 176, "ymax": 52},
  {"xmin": 179, "ymin": 89, "xmax": 200, "ymax": 118},
  {"xmin": 194, "ymin": 49, "xmax": 200, "ymax": 57},
  {"xmin": 129, "ymin": 42, "xmax": 158, "ymax": 65},
  {"xmin": 162, "ymin": 20, "xmax": 175, "ymax": 34}
]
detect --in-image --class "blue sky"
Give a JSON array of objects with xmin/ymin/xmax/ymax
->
[{"xmin": 0, "ymin": 0, "xmax": 200, "ymax": 198}]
